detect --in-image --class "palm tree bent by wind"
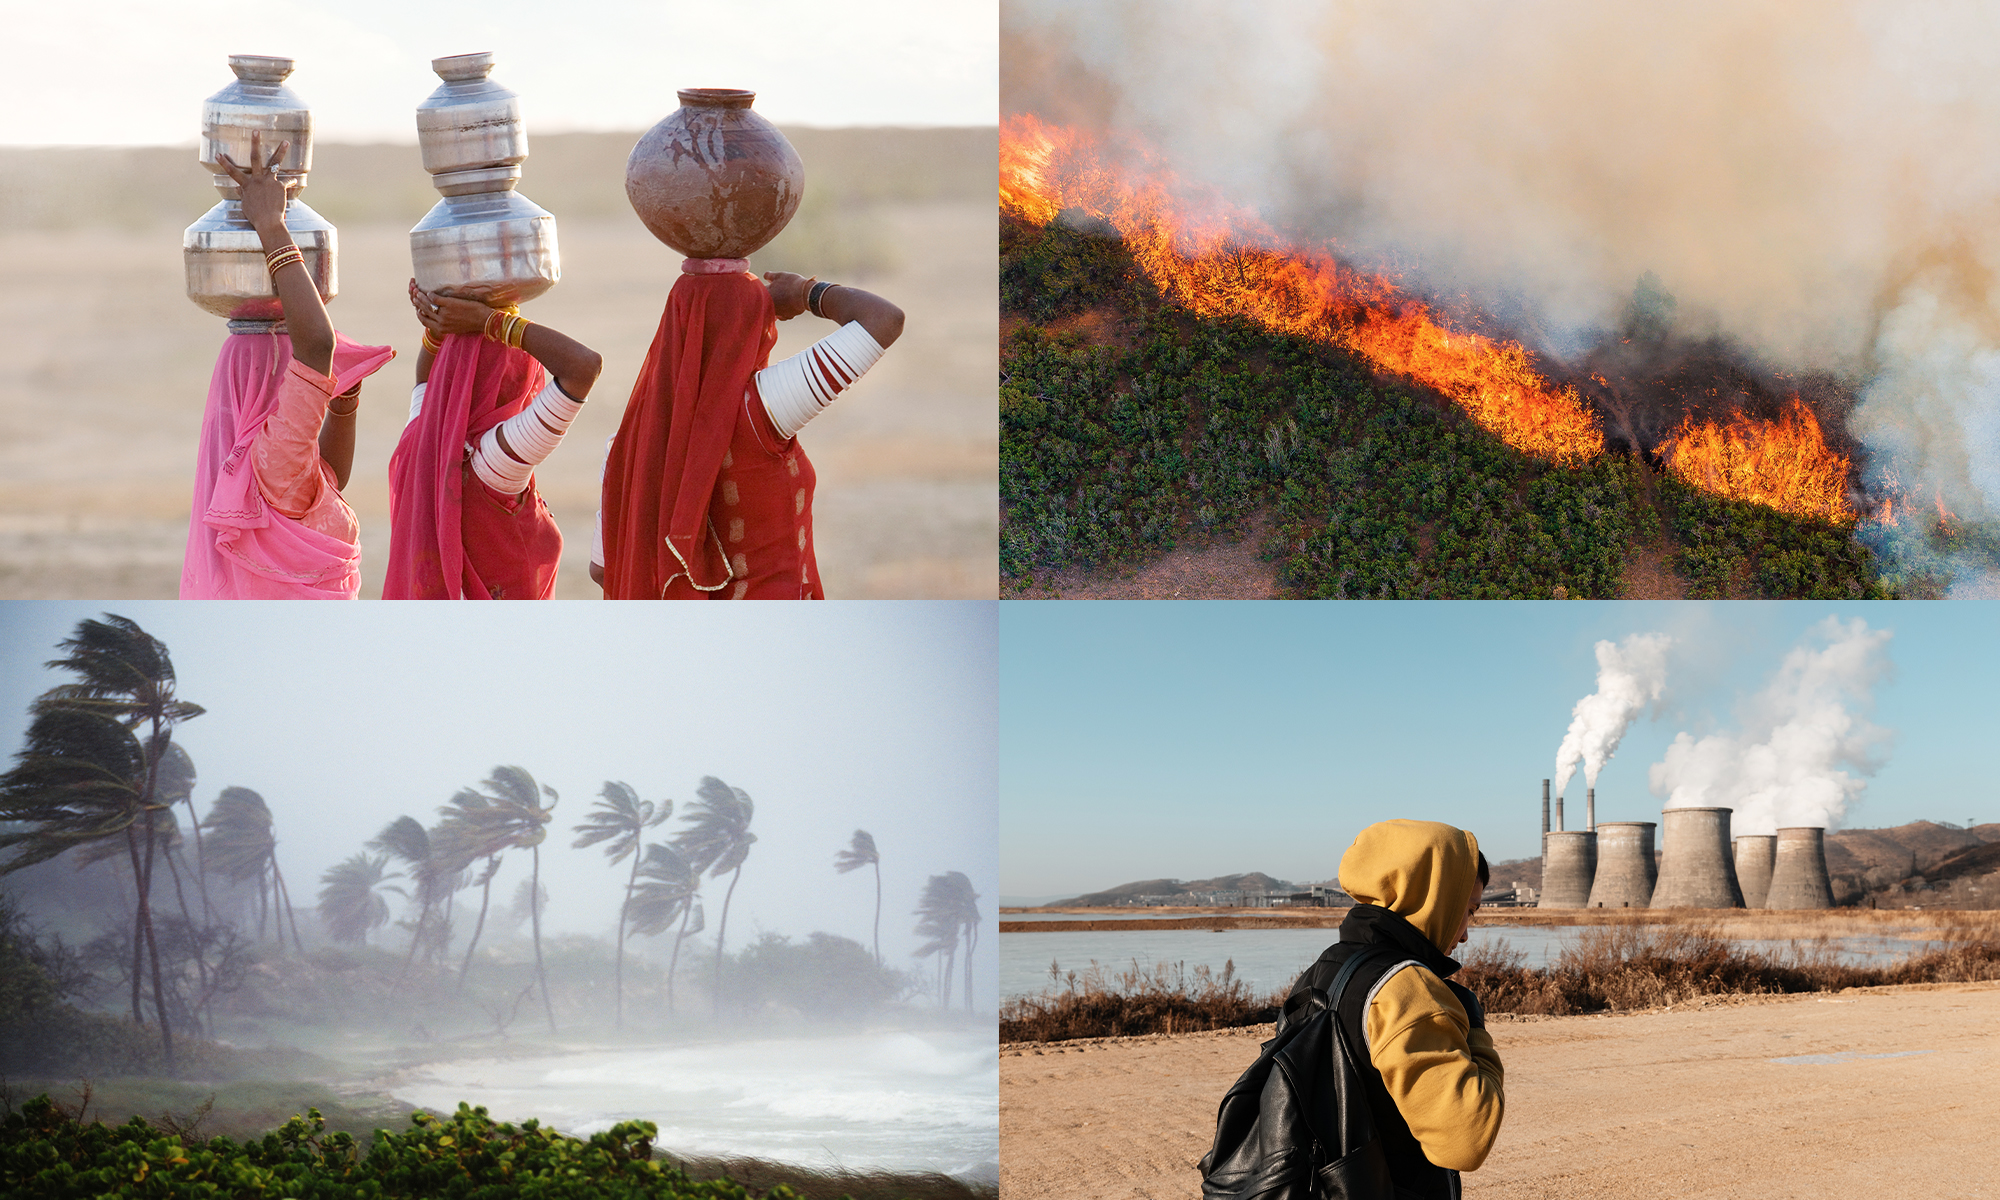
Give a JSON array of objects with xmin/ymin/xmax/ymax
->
[
  {"xmin": 672, "ymin": 776, "xmax": 756, "ymax": 1018},
  {"xmin": 436, "ymin": 766, "xmax": 559, "ymax": 1031},
  {"xmin": 572, "ymin": 781, "xmax": 670, "ymax": 1029},
  {"xmin": 0, "ymin": 615, "xmax": 204, "ymax": 1068},
  {"xmin": 835, "ymin": 830, "xmax": 882, "ymax": 967}
]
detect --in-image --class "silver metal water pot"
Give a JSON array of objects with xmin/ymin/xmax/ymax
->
[
  {"xmin": 183, "ymin": 55, "xmax": 336, "ymax": 329},
  {"xmin": 409, "ymin": 53, "xmax": 559, "ymax": 304}
]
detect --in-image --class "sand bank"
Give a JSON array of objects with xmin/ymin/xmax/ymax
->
[{"xmin": 1000, "ymin": 981, "xmax": 2000, "ymax": 1198}]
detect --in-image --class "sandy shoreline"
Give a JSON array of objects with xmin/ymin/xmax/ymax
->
[{"xmin": 1000, "ymin": 981, "xmax": 2000, "ymax": 1198}]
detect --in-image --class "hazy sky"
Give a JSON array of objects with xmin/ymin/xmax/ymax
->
[
  {"xmin": 0, "ymin": 601, "xmax": 996, "ymax": 996},
  {"xmin": 1, "ymin": 0, "xmax": 996, "ymax": 145},
  {"xmin": 1000, "ymin": 601, "xmax": 2000, "ymax": 902}
]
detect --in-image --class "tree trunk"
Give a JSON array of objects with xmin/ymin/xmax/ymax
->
[
  {"xmin": 165, "ymin": 848, "xmax": 213, "ymax": 1037},
  {"xmin": 713, "ymin": 865, "xmax": 743, "ymax": 1019},
  {"xmin": 136, "ymin": 730, "xmax": 173, "ymax": 1069},
  {"xmin": 182, "ymin": 794, "xmax": 216, "ymax": 924},
  {"xmin": 871, "ymin": 861, "xmax": 882, "ymax": 968},
  {"xmin": 963, "ymin": 921, "xmax": 975, "ymax": 1013},
  {"xmin": 531, "ymin": 843, "xmax": 555, "ymax": 1034},
  {"xmin": 667, "ymin": 902, "xmax": 692, "ymax": 1015},
  {"xmin": 272, "ymin": 857, "xmax": 305, "ymax": 954},
  {"xmin": 617, "ymin": 851, "xmax": 640, "ymax": 1030},
  {"xmin": 125, "ymin": 826, "xmax": 145, "ymax": 1023},
  {"xmin": 455, "ymin": 860, "xmax": 498, "ymax": 998}
]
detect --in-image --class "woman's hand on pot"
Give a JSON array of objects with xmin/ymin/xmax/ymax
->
[
  {"xmin": 409, "ymin": 280, "xmax": 497, "ymax": 337},
  {"xmin": 762, "ymin": 271, "xmax": 813, "ymax": 321},
  {"xmin": 216, "ymin": 131, "xmax": 294, "ymax": 237}
]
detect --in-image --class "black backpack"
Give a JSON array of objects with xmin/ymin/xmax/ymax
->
[{"xmin": 1197, "ymin": 946, "xmax": 1395, "ymax": 1200}]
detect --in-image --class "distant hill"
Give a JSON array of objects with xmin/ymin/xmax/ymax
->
[{"xmin": 1048, "ymin": 872, "xmax": 1301, "ymax": 907}]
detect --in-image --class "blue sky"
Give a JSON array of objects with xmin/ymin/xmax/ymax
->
[{"xmin": 1000, "ymin": 601, "xmax": 1999, "ymax": 902}]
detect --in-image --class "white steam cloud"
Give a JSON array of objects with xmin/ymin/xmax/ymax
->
[
  {"xmin": 1553, "ymin": 632, "xmax": 1672, "ymax": 800},
  {"xmin": 1648, "ymin": 616, "xmax": 1894, "ymax": 835},
  {"xmin": 1005, "ymin": 1, "xmax": 2000, "ymax": 566}
]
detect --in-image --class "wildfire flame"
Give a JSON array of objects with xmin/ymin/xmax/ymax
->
[
  {"xmin": 1660, "ymin": 397, "xmax": 1853, "ymax": 525},
  {"xmin": 1001, "ymin": 114, "xmax": 1603, "ymax": 464},
  {"xmin": 1002, "ymin": 114, "xmax": 1861, "ymax": 520}
]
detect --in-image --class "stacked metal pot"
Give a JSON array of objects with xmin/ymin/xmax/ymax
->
[
  {"xmin": 182, "ymin": 55, "xmax": 337, "ymax": 330},
  {"xmin": 408, "ymin": 52, "xmax": 561, "ymax": 305}
]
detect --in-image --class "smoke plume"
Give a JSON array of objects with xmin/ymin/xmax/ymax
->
[
  {"xmin": 1648, "ymin": 616, "xmax": 1894, "ymax": 834},
  {"xmin": 1004, "ymin": 0, "xmax": 2000, "ymax": 581},
  {"xmin": 1553, "ymin": 632, "xmax": 1672, "ymax": 800}
]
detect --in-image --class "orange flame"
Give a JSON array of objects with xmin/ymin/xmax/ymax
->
[
  {"xmin": 1660, "ymin": 398, "xmax": 1853, "ymax": 525},
  {"xmin": 1000, "ymin": 115, "xmax": 1605, "ymax": 465}
]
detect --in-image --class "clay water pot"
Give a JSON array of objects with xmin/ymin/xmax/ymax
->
[{"xmin": 625, "ymin": 89, "xmax": 804, "ymax": 259}]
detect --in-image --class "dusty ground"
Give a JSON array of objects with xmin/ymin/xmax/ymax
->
[
  {"xmin": 0, "ymin": 139, "xmax": 994, "ymax": 599},
  {"xmin": 999, "ymin": 981, "xmax": 2000, "ymax": 1199},
  {"xmin": 1001, "ymin": 907, "xmax": 1998, "ymax": 939}
]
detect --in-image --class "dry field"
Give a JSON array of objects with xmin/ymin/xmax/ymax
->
[
  {"xmin": 1000, "ymin": 981, "xmax": 2000, "ymax": 1199},
  {"xmin": 0, "ymin": 129, "xmax": 996, "ymax": 599},
  {"xmin": 1003, "ymin": 906, "xmax": 1993, "ymax": 940}
]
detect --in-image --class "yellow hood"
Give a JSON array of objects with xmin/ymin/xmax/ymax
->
[{"xmin": 1338, "ymin": 819, "xmax": 1481, "ymax": 954}]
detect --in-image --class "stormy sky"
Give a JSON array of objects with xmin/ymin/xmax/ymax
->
[{"xmin": 0, "ymin": 601, "xmax": 997, "ymax": 996}]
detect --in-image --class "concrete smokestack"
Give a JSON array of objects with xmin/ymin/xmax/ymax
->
[
  {"xmin": 1650, "ymin": 807, "xmax": 1745, "ymax": 909},
  {"xmin": 1539, "ymin": 830, "xmax": 1597, "ymax": 908},
  {"xmin": 1764, "ymin": 827, "xmax": 1835, "ymax": 909},
  {"xmin": 1586, "ymin": 821, "xmax": 1656, "ymax": 908},
  {"xmin": 1556, "ymin": 792, "xmax": 1565, "ymax": 832},
  {"xmin": 1542, "ymin": 779, "xmax": 1550, "ymax": 836},
  {"xmin": 1733, "ymin": 835, "xmax": 1777, "ymax": 909},
  {"xmin": 1586, "ymin": 786, "xmax": 1596, "ymax": 831}
]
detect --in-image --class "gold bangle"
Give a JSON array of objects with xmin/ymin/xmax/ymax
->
[
  {"xmin": 326, "ymin": 398, "xmax": 359, "ymax": 416},
  {"xmin": 507, "ymin": 314, "xmax": 532, "ymax": 351},
  {"xmin": 265, "ymin": 247, "xmax": 305, "ymax": 277},
  {"xmin": 484, "ymin": 308, "xmax": 507, "ymax": 342},
  {"xmin": 422, "ymin": 328, "xmax": 444, "ymax": 354}
]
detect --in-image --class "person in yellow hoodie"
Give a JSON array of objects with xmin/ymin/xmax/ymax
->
[{"xmin": 1289, "ymin": 819, "xmax": 1505, "ymax": 1199}]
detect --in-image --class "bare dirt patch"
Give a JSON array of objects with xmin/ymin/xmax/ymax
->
[{"xmin": 999, "ymin": 981, "xmax": 2000, "ymax": 1200}]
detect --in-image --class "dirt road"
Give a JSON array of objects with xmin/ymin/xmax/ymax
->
[{"xmin": 1000, "ymin": 982, "xmax": 2000, "ymax": 1198}]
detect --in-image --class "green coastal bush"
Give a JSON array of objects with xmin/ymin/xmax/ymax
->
[{"xmin": 0, "ymin": 1097, "xmax": 798, "ymax": 1200}]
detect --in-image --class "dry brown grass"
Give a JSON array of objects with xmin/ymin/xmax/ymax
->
[
  {"xmin": 998, "ymin": 959, "xmax": 1286, "ymax": 1044},
  {"xmin": 1460, "ymin": 914, "xmax": 2000, "ymax": 1016},
  {"xmin": 1001, "ymin": 914, "xmax": 2000, "ymax": 1043}
]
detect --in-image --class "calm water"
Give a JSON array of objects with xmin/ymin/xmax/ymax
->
[
  {"xmin": 391, "ymin": 1028, "xmax": 998, "ymax": 1181},
  {"xmin": 1001, "ymin": 925, "xmax": 1949, "ymax": 1001}
]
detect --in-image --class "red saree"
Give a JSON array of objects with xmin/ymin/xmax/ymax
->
[
  {"xmin": 601, "ymin": 268, "xmax": 822, "ymax": 599},
  {"xmin": 383, "ymin": 334, "xmax": 563, "ymax": 599}
]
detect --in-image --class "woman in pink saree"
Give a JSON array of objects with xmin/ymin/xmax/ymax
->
[{"xmin": 180, "ymin": 132, "xmax": 393, "ymax": 599}]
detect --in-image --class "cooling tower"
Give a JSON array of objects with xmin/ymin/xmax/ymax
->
[
  {"xmin": 1650, "ymin": 807, "xmax": 1744, "ymax": 909},
  {"xmin": 1764, "ymin": 826, "xmax": 1835, "ymax": 909},
  {"xmin": 1539, "ymin": 830, "xmax": 1597, "ymax": 908},
  {"xmin": 1585, "ymin": 822, "xmax": 1656, "ymax": 908},
  {"xmin": 1733, "ymin": 835, "xmax": 1777, "ymax": 909}
]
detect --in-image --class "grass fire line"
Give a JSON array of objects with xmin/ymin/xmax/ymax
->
[{"xmin": 1000, "ymin": 114, "xmax": 1860, "ymax": 526}]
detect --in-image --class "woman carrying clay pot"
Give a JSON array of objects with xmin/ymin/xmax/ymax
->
[
  {"xmin": 181, "ymin": 132, "xmax": 395, "ymax": 599},
  {"xmin": 593, "ymin": 265, "xmax": 904, "ymax": 599},
  {"xmin": 382, "ymin": 283, "xmax": 602, "ymax": 598}
]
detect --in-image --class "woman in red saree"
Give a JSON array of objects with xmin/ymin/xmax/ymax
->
[
  {"xmin": 382, "ymin": 285, "xmax": 602, "ymax": 599},
  {"xmin": 181, "ymin": 133, "xmax": 394, "ymax": 600},
  {"xmin": 595, "ymin": 263, "xmax": 902, "ymax": 599}
]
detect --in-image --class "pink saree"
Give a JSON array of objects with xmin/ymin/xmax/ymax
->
[{"xmin": 180, "ymin": 331, "xmax": 395, "ymax": 599}]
